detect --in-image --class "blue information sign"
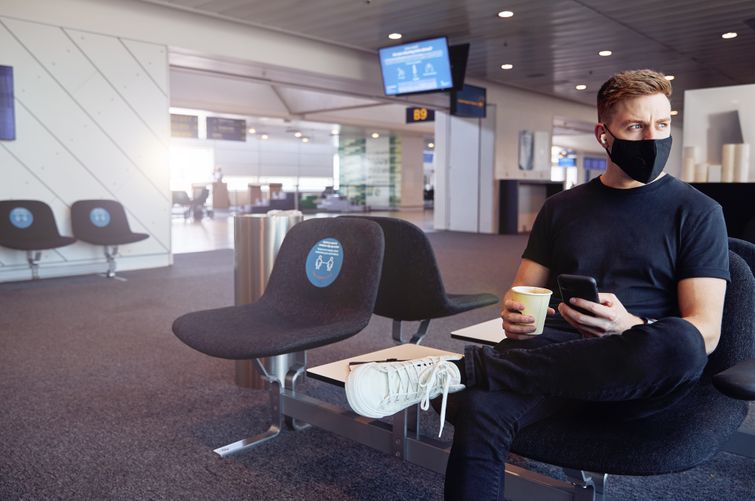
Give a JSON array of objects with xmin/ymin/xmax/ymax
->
[
  {"xmin": 305, "ymin": 238, "xmax": 344, "ymax": 288},
  {"xmin": 379, "ymin": 38, "xmax": 453, "ymax": 95}
]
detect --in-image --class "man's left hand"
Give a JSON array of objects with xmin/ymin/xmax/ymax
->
[{"xmin": 558, "ymin": 293, "xmax": 643, "ymax": 337}]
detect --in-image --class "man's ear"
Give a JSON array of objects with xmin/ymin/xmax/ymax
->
[{"xmin": 594, "ymin": 124, "xmax": 607, "ymax": 146}]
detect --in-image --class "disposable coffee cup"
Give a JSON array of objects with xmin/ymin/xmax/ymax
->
[{"xmin": 510, "ymin": 286, "xmax": 553, "ymax": 335}]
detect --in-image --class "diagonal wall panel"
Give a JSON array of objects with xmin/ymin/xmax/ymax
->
[{"xmin": 0, "ymin": 15, "xmax": 171, "ymax": 282}]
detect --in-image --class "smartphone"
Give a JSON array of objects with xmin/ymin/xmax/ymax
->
[{"xmin": 556, "ymin": 274, "xmax": 600, "ymax": 316}]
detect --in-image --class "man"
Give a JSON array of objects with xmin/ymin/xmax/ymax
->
[{"xmin": 344, "ymin": 69, "xmax": 729, "ymax": 500}]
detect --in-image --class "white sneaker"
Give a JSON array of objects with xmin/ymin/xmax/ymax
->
[{"xmin": 345, "ymin": 355, "xmax": 465, "ymax": 436}]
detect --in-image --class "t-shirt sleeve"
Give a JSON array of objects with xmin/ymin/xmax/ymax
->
[
  {"xmin": 522, "ymin": 201, "xmax": 552, "ymax": 268},
  {"xmin": 676, "ymin": 205, "xmax": 730, "ymax": 282}
]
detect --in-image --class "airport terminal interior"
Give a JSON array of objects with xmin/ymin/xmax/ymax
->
[{"xmin": 1, "ymin": 0, "xmax": 755, "ymax": 499}]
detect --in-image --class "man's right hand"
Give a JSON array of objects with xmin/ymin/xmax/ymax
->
[{"xmin": 501, "ymin": 298, "xmax": 556, "ymax": 340}]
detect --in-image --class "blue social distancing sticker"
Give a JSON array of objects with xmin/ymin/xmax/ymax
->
[
  {"xmin": 305, "ymin": 238, "xmax": 344, "ymax": 288},
  {"xmin": 9, "ymin": 207, "xmax": 34, "ymax": 229},
  {"xmin": 89, "ymin": 207, "xmax": 111, "ymax": 228}
]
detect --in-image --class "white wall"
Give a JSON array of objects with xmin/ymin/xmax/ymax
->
[
  {"xmin": 683, "ymin": 83, "xmax": 755, "ymax": 181},
  {"xmin": 0, "ymin": 14, "xmax": 170, "ymax": 282}
]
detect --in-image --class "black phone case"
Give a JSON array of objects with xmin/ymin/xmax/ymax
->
[{"xmin": 557, "ymin": 274, "xmax": 599, "ymax": 315}]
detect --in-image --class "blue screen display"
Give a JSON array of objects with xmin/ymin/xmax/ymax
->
[
  {"xmin": 584, "ymin": 157, "xmax": 608, "ymax": 170},
  {"xmin": 379, "ymin": 37, "xmax": 453, "ymax": 95},
  {"xmin": 0, "ymin": 65, "xmax": 15, "ymax": 141},
  {"xmin": 451, "ymin": 84, "xmax": 486, "ymax": 118}
]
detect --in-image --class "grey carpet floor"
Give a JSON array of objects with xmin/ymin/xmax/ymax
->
[{"xmin": 1, "ymin": 232, "xmax": 753, "ymax": 500}]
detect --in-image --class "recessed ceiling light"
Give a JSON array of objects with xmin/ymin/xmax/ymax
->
[
  {"xmin": 497, "ymin": 10, "xmax": 514, "ymax": 18},
  {"xmin": 371, "ymin": 132, "xmax": 380, "ymax": 139},
  {"xmin": 301, "ymin": 137, "xmax": 310, "ymax": 143},
  {"xmin": 575, "ymin": 84, "xmax": 587, "ymax": 90},
  {"xmin": 330, "ymin": 129, "xmax": 339, "ymax": 135},
  {"xmin": 501, "ymin": 63, "xmax": 514, "ymax": 70},
  {"xmin": 598, "ymin": 50, "xmax": 612, "ymax": 57},
  {"xmin": 670, "ymin": 110, "xmax": 679, "ymax": 116},
  {"xmin": 428, "ymin": 142, "xmax": 435, "ymax": 149},
  {"xmin": 388, "ymin": 33, "xmax": 402, "ymax": 40},
  {"xmin": 294, "ymin": 131, "xmax": 302, "ymax": 138},
  {"xmin": 260, "ymin": 134, "xmax": 269, "ymax": 140},
  {"xmin": 665, "ymin": 75, "xmax": 675, "ymax": 81},
  {"xmin": 721, "ymin": 32, "xmax": 738, "ymax": 39},
  {"xmin": 248, "ymin": 128, "xmax": 256, "ymax": 134}
]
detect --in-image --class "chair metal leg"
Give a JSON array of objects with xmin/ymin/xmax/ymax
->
[
  {"xmin": 213, "ymin": 378, "xmax": 283, "ymax": 457},
  {"xmin": 104, "ymin": 245, "xmax": 119, "ymax": 278},
  {"xmin": 213, "ymin": 353, "xmax": 309, "ymax": 457},
  {"xmin": 26, "ymin": 251, "xmax": 41, "ymax": 280},
  {"xmin": 392, "ymin": 319, "xmax": 432, "ymax": 345},
  {"xmin": 563, "ymin": 468, "xmax": 606, "ymax": 501}
]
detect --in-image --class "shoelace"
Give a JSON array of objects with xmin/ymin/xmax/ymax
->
[{"xmin": 382, "ymin": 357, "xmax": 456, "ymax": 437}]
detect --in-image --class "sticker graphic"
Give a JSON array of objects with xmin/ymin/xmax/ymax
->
[
  {"xmin": 305, "ymin": 238, "xmax": 344, "ymax": 288},
  {"xmin": 9, "ymin": 207, "xmax": 33, "ymax": 229},
  {"xmin": 89, "ymin": 207, "xmax": 111, "ymax": 228}
]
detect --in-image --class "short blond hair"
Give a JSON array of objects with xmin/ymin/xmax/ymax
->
[{"xmin": 597, "ymin": 69, "xmax": 672, "ymax": 122}]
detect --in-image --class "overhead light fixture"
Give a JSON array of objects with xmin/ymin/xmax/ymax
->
[
  {"xmin": 388, "ymin": 33, "xmax": 402, "ymax": 40},
  {"xmin": 575, "ymin": 84, "xmax": 587, "ymax": 90},
  {"xmin": 260, "ymin": 134, "xmax": 269, "ymax": 140},
  {"xmin": 427, "ymin": 142, "xmax": 435, "ymax": 149},
  {"xmin": 721, "ymin": 32, "xmax": 738, "ymax": 39},
  {"xmin": 294, "ymin": 131, "xmax": 302, "ymax": 138},
  {"xmin": 371, "ymin": 132, "xmax": 380, "ymax": 139},
  {"xmin": 248, "ymin": 128, "xmax": 256, "ymax": 134},
  {"xmin": 598, "ymin": 50, "xmax": 612, "ymax": 56},
  {"xmin": 330, "ymin": 129, "xmax": 339, "ymax": 135},
  {"xmin": 497, "ymin": 10, "xmax": 514, "ymax": 18},
  {"xmin": 301, "ymin": 137, "xmax": 310, "ymax": 143},
  {"xmin": 501, "ymin": 63, "xmax": 514, "ymax": 70},
  {"xmin": 665, "ymin": 75, "xmax": 675, "ymax": 81},
  {"xmin": 670, "ymin": 110, "xmax": 679, "ymax": 116}
]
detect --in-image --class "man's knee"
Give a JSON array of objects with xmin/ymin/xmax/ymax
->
[{"xmin": 628, "ymin": 317, "xmax": 708, "ymax": 378}]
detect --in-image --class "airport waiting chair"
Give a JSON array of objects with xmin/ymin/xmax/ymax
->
[
  {"xmin": 0, "ymin": 200, "xmax": 76, "ymax": 279},
  {"xmin": 502, "ymin": 242, "xmax": 755, "ymax": 500},
  {"xmin": 71, "ymin": 200, "xmax": 149, "ymax": 278},
  {"xmin": 344, "ymin": 216, "xmax": 498, "ymax": 344},
  {"xmin": 172, "ymin": 217, "xmax": 384, "ymax": 456}
]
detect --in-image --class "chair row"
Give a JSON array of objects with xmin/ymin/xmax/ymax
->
[
  {"xmin": 0, "ymin": 199, "xmax": 148, "ymax": 280},
  {"xmin": 171, "ymin": 217, "xmax": 755, "ymax": 500}
]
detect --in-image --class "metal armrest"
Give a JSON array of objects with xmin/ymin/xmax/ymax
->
[{"xmin": 713, "ymin": 357, "xmax": 755, "ymax": 400}]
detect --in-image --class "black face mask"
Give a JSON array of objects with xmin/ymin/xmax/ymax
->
[{"xmin": 603, "ymin": 126, "xmax": 672, "ymax": 183}]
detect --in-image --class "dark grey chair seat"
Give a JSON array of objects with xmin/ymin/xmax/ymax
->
[
  {"xmin": 173, "ymin": 216, "xmax": 384, "ymax": 361},
  {"xmin": 513, "ymin": 384, "xmax": 746, "ymax": 475},
  {"xmin": 343, "ymin": 216, "xmax": 498, "ymax": 343},
  {"xmin": 508, "ymin": 243, "xmax": 755, "ymax": 487},
  {"xmin": 173, "ymin": 301, "xmax": 375, "ymax": 360}
]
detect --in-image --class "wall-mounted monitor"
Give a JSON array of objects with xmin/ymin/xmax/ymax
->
[
  {"xmin": 0, "ymin": 65, "xmax": 15, "ymax": 141},
  {"xmin": 450, "ymin": 84, "xmax": 486, "ymax": 118},
  {"xmin": 584, "ymin": 157, "xmax": 608, "ymax": 171},
  {"xmin": 379, "ymin": 37, "xmax": 454, "ymax": 96},
  {"xmin": 448, "ymin": 43, "xmax": 469, "ymax": 91}
]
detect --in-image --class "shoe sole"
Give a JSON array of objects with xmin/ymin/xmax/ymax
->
[{"xmin": 345, "ymin": 364, "xmax": 387, "ymax": 419}]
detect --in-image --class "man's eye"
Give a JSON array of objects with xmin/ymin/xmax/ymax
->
[
  {"xmin": 628, "ymin": 124, "xmax": 642, "ymax": 130},
  {"xmin": 658, "ymin": 122, "xmax": 669, "ymax": 129}
]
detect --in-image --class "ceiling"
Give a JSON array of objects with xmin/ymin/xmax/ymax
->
[{"xmin": 137, "ymin": 0, "xmax": 755, "ymax": 118}]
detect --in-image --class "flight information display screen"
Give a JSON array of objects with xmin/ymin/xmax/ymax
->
[{"xmin": 379, "ymin": 37, "xmax": 453, "ymax": 96}]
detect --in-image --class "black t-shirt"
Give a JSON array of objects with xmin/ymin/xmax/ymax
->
[{"xmin": 523, "ymin": 175, "xmax": 730, "ymax": 321}]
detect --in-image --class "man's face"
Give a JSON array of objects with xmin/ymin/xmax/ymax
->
[{"xmin": 596, "ymin": 93, "xmax": 672, "ymax": 146}]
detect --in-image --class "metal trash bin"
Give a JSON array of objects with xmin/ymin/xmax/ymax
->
[{"xmin": 233, "ymin": 210, "xmax": 303, "ymax": 388}]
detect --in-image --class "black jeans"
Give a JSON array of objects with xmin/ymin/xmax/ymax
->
[{"xmin": 443, "ymin": 317, "xmax": 708, "ymax": 501}]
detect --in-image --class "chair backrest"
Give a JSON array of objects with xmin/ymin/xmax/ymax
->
[
  {"xmin": 702, "ymin": 248, "xmax": 755, "ymax": 379},
  {"xmin": 71, "ymin": 199, "xmax": 138, "ymax": 245},
  {"xmin": 728, "ymin": 237, "xmax": 755, "ymax": 275},
  {"xmin": 0, "ymin": 200, "xmax": 71, "ymax": 250},
  {"xmin": 259, "ymin": 217, "xmax": 384, "ymax": 325},
  {"xmin": 342, "ymin": 216, "xmax": 451, "ymax": 321}
]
